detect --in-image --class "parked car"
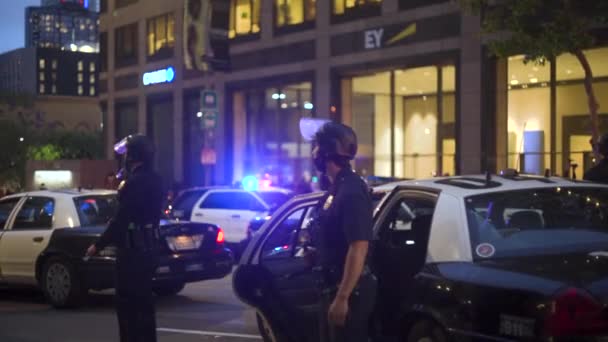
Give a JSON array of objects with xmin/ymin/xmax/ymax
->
[
  {"xmin": 165, "ymin": 186, "xmax": 292, "ymax": 254},
  {"xmin": 0, "ymin": 189, "xmax": 233, "ymax": 308},
  {"xmin": 233, "ymin": 173, "xmax": 608, "ymax": 342}
]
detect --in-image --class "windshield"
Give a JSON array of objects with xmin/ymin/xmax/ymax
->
[
  {"xmin": 465, "ymin": 187, "xmax": 608, "ymax": 259},
  {"xmin": 255, "ymin": 191, "xmax": 291, "ymax": 209},
  {"xmin": 74, "ymin": 195, "xmax": 118, "ymax": 227},
  {"xmin": 173, "ymin": 190, "xmax": 207, "ymax": 212}
]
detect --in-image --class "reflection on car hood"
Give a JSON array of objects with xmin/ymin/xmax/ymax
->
[{"xmin": 439, "ymin": 252, "xmax": 608, "ymax": 297}]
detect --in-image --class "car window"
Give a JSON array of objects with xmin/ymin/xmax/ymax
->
[
  {"xmin": 262, "ymin": 206, "xmax": 314, "ymax": 260},
  {"xmin": 466, "ymin": 187, "xmax": 608, "ymax": 259},
  {"xmin": 74, "ymin": 195, "xmax": 118, "ymax": 227},
  {"xmin": 173, "ymin": 190, "xmax": 207, "ymax": 212},
  {"xmin": 201, "ymin": 192, "xmax": 266, "ymax": 211},
  {"xmin": 379, "ymin": 194, "xmax": 436, "ymax": 248},
  {"xmin": 13, "ymin": 197, "xmax": 55, "ymax": 230},
  {"xmin": 0, "ymin": 198, "xmax": 21, "ymax": 229}
]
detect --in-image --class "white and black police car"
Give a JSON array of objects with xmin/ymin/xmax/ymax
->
[
  {"xmin": 0, "ymin": 189, "xmax": 233, "ymax": 308},
  {"xmin": 233, "ymin": 171, "xmax": 608, "ymax": 342}
]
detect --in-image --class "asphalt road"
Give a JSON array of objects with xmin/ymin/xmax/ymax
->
[{"xmin": 0, "ymin": 274, "xmax": 261, "ymax": 342}]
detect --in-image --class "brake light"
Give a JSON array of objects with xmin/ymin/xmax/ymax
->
[
  {"xmin": 545, "ymin": 287, "xmax": 608, "ymax": 337},
  {"xmin": 216, "ymin": 229, "xmax": 225, "ymax": 244}
]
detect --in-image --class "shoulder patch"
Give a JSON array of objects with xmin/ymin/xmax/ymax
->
[{"xmin": 323, "ymin": 195, "xmax": 334, "ymax": 210}]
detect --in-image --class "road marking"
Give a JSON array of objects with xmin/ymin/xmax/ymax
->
[{"xmin": 157, "ymin": 328, "xmax": 262, "ymax": 339}]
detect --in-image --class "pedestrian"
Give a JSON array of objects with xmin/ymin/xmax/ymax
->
[
  {"xmin": 85, "ymin": 134, "xmax": 165, "ymax": 342},
  {"xmin": 584, "ymin": 133, "xmax": 608, "ymax": 183},
  {"xmin": 301, "ymin": 119, "xmax": 377, "ymax": 342}
]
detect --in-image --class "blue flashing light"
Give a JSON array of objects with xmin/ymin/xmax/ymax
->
[
  {"xmin": 242, "ymin": 175, "xmax": 259, "ymax": 191},
  {"xmin": 304, "ymin": 102, "xmax": 314, "ymax": 110},
  {"xmin": 312, "ymin": 176, "xmax": 319, "ymax": 183},
  {"xmin": 84, "ymin": 0, "xmax": 89, "ymax": 9},
  {"xmin": 143, "ymin": 66, "xmax": 176, "ymax": 86}
]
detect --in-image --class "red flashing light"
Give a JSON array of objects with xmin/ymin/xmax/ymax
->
[
  {"xmin": 216, "ymin": 229, "xmax": 225, "ymax": 244},
  {"xmin": 545, "ymin": 287, "xmax": 608, "ymax": 337},
  {"xmin": 164, "ymin": 209, "xmax": 170, "ymax": 215},
  {"xmin": 261, "ymin": 179, "xmax": 272, "ymax": 189}
]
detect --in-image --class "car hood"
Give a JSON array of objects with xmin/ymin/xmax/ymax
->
[{"xmin": 438, "ymin": 251, "xmax": 608, "ymax": 298}]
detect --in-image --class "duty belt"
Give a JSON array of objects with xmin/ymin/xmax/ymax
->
[{"xmin": 127, "ymin": 223, "xmax": 160, "ymax": 252}]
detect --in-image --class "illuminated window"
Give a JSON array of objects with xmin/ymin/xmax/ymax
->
[
  {"xmin": 39, "ymin": 59, "xmax": 45, "ymax": 69},
  {"xmin": 52, "ymin": 72, "xmax": 57, "ymax": 81},
  {"xmin": 78, "ymin": 85, "xmax": 83, "ymax": 95},
  {"xmin": 147, "ymin": 13, "xmax": 175, "ymax": 56},
  {"xmin": 78, "ymin": 61, "xmax": 83, "ymax": 71},
  {"xmin": 276, "ymin": 0, "xmax": 316, "ymax": 27},
  {"xmin": 40, "ymin": 84, "xmax": 45, "ymax": 94},
  {"xmin": 52, "ymin": 59, "xmax": 57, "ymax": 70},
  {"xmin": 229, "ymin": 0, "xmax": 261, "ymax": 38},
  {"xmin": 89, "ymin": 62, "xmax": 95, "ymax": 72},
  {"xmin": 333, "ymin": 0, "xmax": 382, "ymax": 15},
  {"xmin": 78, "ymin": 73, "xmax": 83, "ymax": 83},
  {"xmin": 52, "ymin": 85, "xmax": 56, "ymax": 94},
  {"xmin": 90, "ymin": 74, "xmax": 95, "ymax": 83},
  {"xmin": 39, "ymin": 72, "xmax": 45, "ymax": 81},
  {"xmin": 90, "ymin": 86, "xmax": 95, "ymax": 96}
]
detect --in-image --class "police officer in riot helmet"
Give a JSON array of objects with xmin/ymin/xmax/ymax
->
[
  {"xmin": 301, "ymin": 118, "xmax": 377, "ymax": 342},
  {"xmin": 584, "ymin": 133, "xmax": 608, "ymax": 183},
  {"xmin": 86, "ymin": 134, "xmax": 165, "ymax": 342}
]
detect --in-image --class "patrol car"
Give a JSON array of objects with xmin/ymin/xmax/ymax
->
[
  {"xmin": 233, "ymin": 173, "xmax": 608, "ymax": 342},
  {"xmin": 0, "ymin": 189, "xmax": 233, "ymax": 308}
]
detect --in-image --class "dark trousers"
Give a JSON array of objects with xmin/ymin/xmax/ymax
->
[
  {"xmin": 319, "ymin": 274, "xmax": 377, "ymax": 342},
  {"xmin": 115, "ymin": 250, "xmax": 157, "ymax": 342}
]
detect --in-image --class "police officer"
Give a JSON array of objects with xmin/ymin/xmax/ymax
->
[
  {"xmin": 301, "ymin": 119, "xmax": 377, "ymax": 342},
  {"xmin": 584, "ymin": 134, "xmax": 608, "ymax": 183},
  {"xmin": 85, "ymin": 134, "xmax": 164, "ymax": 342}
]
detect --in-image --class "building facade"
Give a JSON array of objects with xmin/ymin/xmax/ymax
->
[
  {"xmin": 26, "ymin": 4, "xmax": 99, "ymax": 52},
  {"xmin": 99, "ymin": 0, "xmax": 608, "ymax": 187}
]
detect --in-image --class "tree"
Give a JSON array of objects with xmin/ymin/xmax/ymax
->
[{"xmin": 461, "ymin": 0, "xmax": 608, "ymax": 158}]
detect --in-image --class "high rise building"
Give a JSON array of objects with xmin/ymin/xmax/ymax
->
[{"xmin": 26, "ymin": 1, "xmax": 99, "ymax": 52}]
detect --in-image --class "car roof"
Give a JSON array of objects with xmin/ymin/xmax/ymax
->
[
  {"xmin": 178, "ymin": 186, "xmax": 292, "ymax": 194},
  {"xmin": 2, "ymin": 189, "xmax": 116, "ymax": 200},
  {"xmin": 373, "ymin": 174, "xmax": 608, "ymax": 198}
]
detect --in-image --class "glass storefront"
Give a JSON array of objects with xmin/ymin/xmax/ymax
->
[
  {"xmin": 506, "ymin": 47, "xmax": 608, "ymax": 176},
  {"xmin": 343, "ymin": 64, "xmax": 456, "ymax": 179},
  {"xmin": 147, "ymin": 96, "xmax": 174, "ymax": 184},
  {"xmin": 232, "ymin": 82, "xmax": 313, "ymax": 187},
  {"xmin": 114, "ymin": 101, "xmax": 137, "ymax": 142}
]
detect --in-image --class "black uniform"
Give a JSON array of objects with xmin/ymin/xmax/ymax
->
[
  {"xmin": 584, "ymin": 158, "xmax": 608, "ymax": 183},
  {"xmin": 313, "ymin": 167, "xmax": 377, "ymax": 342},
  {"xmin": 95, "ymin": 165, "xmax": 164, "ymax": 342}
]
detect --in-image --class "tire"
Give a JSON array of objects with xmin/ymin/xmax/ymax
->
[
  {"xmin": 256, "ymin": 312, "xmax": 285, "ymax": 342},
  {"xmin": 41, "ymin": 257, "xmax": 85, "ymax": 308},
  {"xmin": 406, "ymin": 320, "xmax": 448, "ymax": 342},
  {"xmin": 153, "ymin": 282, "xmax": 185, "ymax": 296}
]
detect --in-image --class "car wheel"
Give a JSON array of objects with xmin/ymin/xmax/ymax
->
[
  {"xmin": 42, "ymin": 257, "xmax": 84, "ymax": 308},
  {"xmin": 256, "ymin": 312, "xmax": 286, "ymax": 342},
  {"xmin": 406, "ymin": 320, "xmax": 447, "ymax": 342},
  {"xmin": 153, "ymin": 282, "xmax": 185, "ymax": 296}
]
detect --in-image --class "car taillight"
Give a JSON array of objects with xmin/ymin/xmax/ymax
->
[
  {"xmin": 216, "ymin": 228, "xmax": 225, "ymax": 244},
  {"xmin": 545, "ymin": 287, "xmax": 608, "ymax": 337}
]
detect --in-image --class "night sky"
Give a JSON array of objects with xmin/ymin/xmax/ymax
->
[{"xmin": 0, "ymin": 0, "xmax": 41, "ymax": 54}]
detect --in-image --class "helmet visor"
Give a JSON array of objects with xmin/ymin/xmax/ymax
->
[
  {"xmin": 113, "ymin": 137, "xmax": 129, "ymax": 155},
  {"xmin": 299, "ymin": 118, "xmax": 330, "ymax": 142}
]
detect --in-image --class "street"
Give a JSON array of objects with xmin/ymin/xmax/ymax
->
[{"xmin": 0, "ymin": 274, "xmax": 261, "ymax": 342}]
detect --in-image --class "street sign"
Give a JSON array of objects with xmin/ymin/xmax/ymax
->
[
  {"xmin": 198, "ymin": 110, "xmax": 218, "ymax": 129},
  {"xmin": 200, "ymin": 147, "xmax": 217, "ymax": 165},
  {"xmin": 201, "ymin": 91, "xmax": 217, "ymax": 109}
]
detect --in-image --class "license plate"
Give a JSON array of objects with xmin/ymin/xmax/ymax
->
[
  {"xmin": 173, "ymin": 210, "xmax": 184, "ymax": 218},
  {"xmin": 186, "ymin": 263, "xmax": 204, "ymax": 272},
  {"xmin": 156, "ymin": 266, "xmax": 170, "ymax": 274},
  {"xmin": 172, "ymin": 236, "xmax": 196, "ymax": 250}
]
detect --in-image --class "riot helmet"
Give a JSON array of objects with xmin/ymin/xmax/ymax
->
[
  {"xmin": 299, "ymin": 118, "xmax": 358, "ymax": 173},
  {"xmin": 114, "ymin": 134, "xmax": 155, "ymax": 178}
]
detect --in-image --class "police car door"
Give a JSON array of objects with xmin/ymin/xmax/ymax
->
[
  {"xmin": 258, "ymin": 202, "xmax": 319, "ymax": 338},
  {"xmin": 372, "ymin": 187, "xmax": 438, "ymax": 333},
  {"xmin": 0, "ymin": 197, "xmax": 24, "ymax": 281}
]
